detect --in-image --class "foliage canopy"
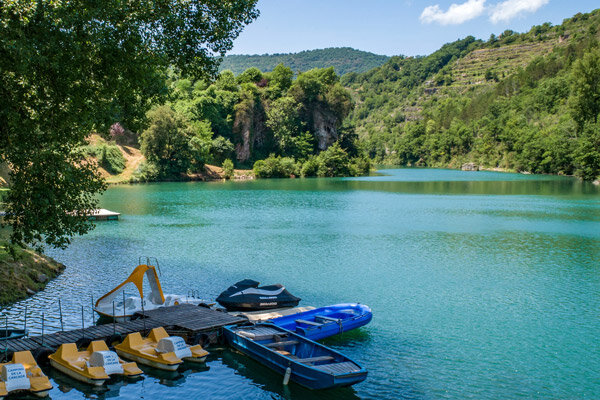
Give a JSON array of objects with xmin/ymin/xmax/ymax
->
[{"xmin": 0, "ymin": 0, "xmax": 259, "ymax": 248}]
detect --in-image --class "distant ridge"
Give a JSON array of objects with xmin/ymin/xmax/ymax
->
[{"xmin": 219, "ymin": 47, "xmax": 390, "ymax": 75}]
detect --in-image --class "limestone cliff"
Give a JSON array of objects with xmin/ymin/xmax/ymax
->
[{"xmin": 312, "ymin": 108, "xmax": 339, "ymax": 150}]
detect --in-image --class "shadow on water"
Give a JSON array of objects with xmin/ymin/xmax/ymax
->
[
  {"xmin": 219, "ymin": 348, "xmax": 362, "ymax": 400},
  {"xmin": 46, "ymin": 368, "xmax": 132, "ymax": 399},
  {"xmin": 44, "ymin": 361, "xmax": 209, "ymax": 398},
  {"xmin": 319, "ymin": 328, "xmax": 372, "ymax": 348}
]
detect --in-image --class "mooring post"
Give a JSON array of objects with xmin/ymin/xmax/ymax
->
[
  {"xmin": 24, "ymin": 304, "xmax": 27, "ymax": 333},
  {"xmin": 4, "ymin": 316, "xmax": 8, "ymax": 361},
  {"xmin": 41, "ymin": 313, "xmax": 45, "ymax": 346},
  {"xmin": 112, "ymin": 301, "xmax": 116, "ymax": 336},
  {"xmin": 141, "ymin": 296, "xmax": 146, "ymax": 335},
  {"xmin": 91, "ymin": 295, "xmax": 94, "ymax": 326},
  {"xmin": 122, "ymin": 290, "xmax": 126, "ymax": 322},
  {"xmin": 58, "ymin": 299, "xmax": 64, "ymax": 332},
  {"xmin": 81, "ymin": 305, "xmax": 85, "ymax": 341}
]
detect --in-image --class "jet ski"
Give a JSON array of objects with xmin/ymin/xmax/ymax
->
[{"xmin": 216, "ymin": 279, "xmax": 301, "ymax": 311}]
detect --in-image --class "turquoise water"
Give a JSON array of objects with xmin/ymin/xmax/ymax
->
[{"xmin": 2, "ymin": 168, "xmax": 599, "ymax": 399}]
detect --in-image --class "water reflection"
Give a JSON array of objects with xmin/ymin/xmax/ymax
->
[
  {"xmin": 220, "ymin": 348, "xmax": 362, "ymax": 400},
  {"xmin": 47, "ymin": 368, "xmax": 133, "ymax": 399},
  {"xmin": 1, "ymin": 168, "xmax": 598, "ymax": 399}
]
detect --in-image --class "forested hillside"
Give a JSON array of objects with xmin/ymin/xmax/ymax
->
[
  {"xmin": 130, "ymin": 65, "xmax": 369, "ymax": 181},
  {"xmin": 220, "ymin": 47, "xmax": 389, "ymax": 75},
  {"xmin": 345, "ymin": 9, "xmax": 600, "ymax": 180}
]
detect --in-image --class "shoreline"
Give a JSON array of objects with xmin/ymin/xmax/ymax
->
[{"xmin": 0, "ymin": 242, "xmax": 66, "ymax": 306}]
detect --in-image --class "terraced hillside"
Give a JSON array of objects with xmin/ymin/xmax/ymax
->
[
  {"xmin": 448, "ymin": 40, "xmax": 559, "ymax": 89},
  {"xmin": 344, "ymin": 8, "xmax": 600, "ymax": 179}
]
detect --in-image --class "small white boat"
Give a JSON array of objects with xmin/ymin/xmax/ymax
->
[
  {"xmin": 229, "ymin": 306, "xmax": 316, "ymax": 322},
  {"xmin": 94, "ymin": 259, "xmax": 214, "ymax": 322}
]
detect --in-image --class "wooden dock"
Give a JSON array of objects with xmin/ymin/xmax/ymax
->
[
  {"xmin": 1, "ymin": 304, "xmax": 246, "ymax": 357},
  {"xmin": 88, "ymin": 208, "xmax": 120, "ymax": 221}
]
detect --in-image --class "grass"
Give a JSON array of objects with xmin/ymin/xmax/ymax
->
[{"xmin": 0, "ymin": 227, "xmax": 65, "ymax": 306}]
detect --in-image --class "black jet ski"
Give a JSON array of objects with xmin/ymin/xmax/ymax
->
[{"xmin": 216, "ymin": 279, "xmax": 301, "ymax": 311}]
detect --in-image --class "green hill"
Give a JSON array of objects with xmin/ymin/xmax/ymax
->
[
  {"xmin": 219, "ymin": 47, "xmax": 389, "ymax": 75},
  {"xmin": 344, "ymin": 9, "xmax": 600, "ymax": 180}
]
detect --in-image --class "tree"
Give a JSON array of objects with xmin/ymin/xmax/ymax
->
[
  {"xmin": 188, "ymin": 120, "xmax": 214, "ymax": 170},
  {"xmin": 570, "ymin": 48, "xmax": 600, "ymax": 128},
  {"xmin": 267, "ymin": 64, "xmax": 294, "ymax": 98},
  {"xmin": 236, "ymin": 67, "xmax": 263, "ymax": 84},
  {"xmin": 266, "ymin": 97, "xmax": 304, "ymax": 155},
  {"xmin": 210, "ymin": 136, "xmax": 236, "ymax": 166},
  {"xmin": 574, "ymin": 123, "xmax": 600, "ymax": 180},
  {"xmin": 140, "ymin": 106, "xmax": 196, "ymax": 178},
  {"xmin": 0, "ymin": 1, "xmax": 258, "ymax": 248},
  {"xmin": 222, "ymin": 159, "xmax": 235, "ymax": 180}
]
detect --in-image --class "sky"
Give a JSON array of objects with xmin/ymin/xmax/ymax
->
[{"xmin": 229, "ymin": 0, "xmax": 599, "ymax": 56}]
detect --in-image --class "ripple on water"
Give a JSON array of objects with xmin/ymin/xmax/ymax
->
[{"xmin": 1, "ymin": 169, "xmax": 599, "ymax": 399}]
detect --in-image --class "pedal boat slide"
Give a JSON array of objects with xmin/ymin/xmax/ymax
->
[
  {"xmin": 115, "ymin": 327, "xmax": 209, "ymax": 371},
  {"xmin": 94, "ymin": 261, "xmax": 214, "ymax": 322}
]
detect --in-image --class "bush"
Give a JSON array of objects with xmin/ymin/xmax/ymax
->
[
  {"xmin": 316, "ymin": 142, "xmax": 351, "ymax": 177},
  {"xmin": 131, "ymin": 161, "xmax": 159, "ymax": 182},
  {"xmin": 350, "ymin": 156, "xmax": 372, "ymax": 176},
  {"xmin": 301, "ymin": 156, "xmax": 320, "ymax": 177},
  {"xmin": 222, "ymin": 159, "xmax": 235, "ymax": 180},
  {"xmin": 100, "ymin": 144, "xmax": 126, "ymax": 174},
  {"xmin": 253, "ymin": 155, "xmax": 297, "ymax": 178},
  {"xmin": 82, "ymin": 143, "xmax": 126, "ymax": 174}
]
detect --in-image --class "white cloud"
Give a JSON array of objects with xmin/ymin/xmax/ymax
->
[
  {"xmin": 490, "ymin": 0, "xmax": 550, "ymax": 23},
  {"xmin": 420, "ymin": 0, "xmax": 486, "ymax": 25}
]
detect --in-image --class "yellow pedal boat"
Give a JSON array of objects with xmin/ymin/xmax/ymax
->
[
  {"xmin": 49, "ymin": 340, "xmax": 143, "ymax": 386},
  {"xmin": 115, "ymin": 327, "xmax": 209, "ymax": 371},
  {"xmin": 0, "ymin": 351, "xmax": 52, "ymax": 398}
]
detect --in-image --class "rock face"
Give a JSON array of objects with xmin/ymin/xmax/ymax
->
[
  {"xmin": 233, "ymin": 100, "xmax": 267, "ymax": 163},
  {"xmin": 234, "ymin": 116, "xmax": 252, "ymax": 163},
  {"xmin": 312, "ymin": 108, "xmax": 339, "ymax": 151},
  {"xmin": 461, "ymin": 163, "xmax": 479, "ymax": 171},
  {"xmin": 232, "ymin": 100, "xmax": 341, "ymax": 162}
]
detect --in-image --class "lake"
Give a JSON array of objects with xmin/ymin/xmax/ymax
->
[{"xmin": 2, "ymin": 168, "xmax": 599, "ymax": 399}]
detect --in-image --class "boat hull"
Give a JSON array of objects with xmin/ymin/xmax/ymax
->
[
  {"xmin": 49, "ymin": 359, "xmax": 106, "ymax": 386},
  {"xmin": 182, "ymin": 356, "xmax": 207, "ymax": 363},
  {"xmin": 224, "ymin": 324, "xmax": 367, "ymax": 390},
  {"xmin": 270, "ymin": 303, "xmax": 372, "ymax": 341},
  {"xmin": 115, "ymin": 350, "xmax": 181, "ymax": 371}
]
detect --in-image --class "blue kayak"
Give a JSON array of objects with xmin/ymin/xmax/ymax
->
[
  {"xmin": 270, "ymin": 303, "xmax": 372, "ymax": 341},
  {"xmin": 224, "ymin": 323, "xmax": 367, "ymax": 390}
]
